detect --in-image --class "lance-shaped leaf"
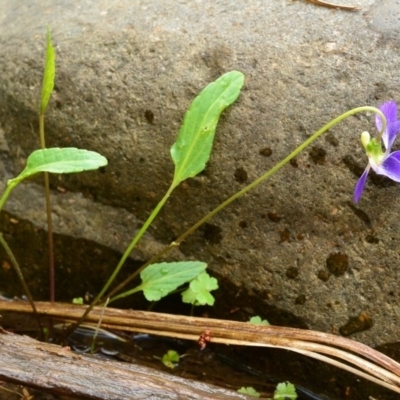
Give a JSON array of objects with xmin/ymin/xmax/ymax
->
[
  {"xmin": 9, "ymin": 148, "xmax": 108, "ymax": 186},
  {"xmin": 40, "ymin": 27, "xmax": 55, "ymax": 114},
  {"xmin": 171, "ymin": 71, "xmax": 244, "ymax": 187},
  {"xmin": 136, "ymin": 261, "xmax": 207, "ymax": 301}
]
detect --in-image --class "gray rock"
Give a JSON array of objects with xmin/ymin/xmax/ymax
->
[{"xmin": 1, "ymin": 0, "xmax": 400, "ymax": 346}]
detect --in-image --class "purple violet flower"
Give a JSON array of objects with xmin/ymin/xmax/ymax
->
[{"xmin": 354, "ymin": 101, "xmax": 400, "ymax": 202}]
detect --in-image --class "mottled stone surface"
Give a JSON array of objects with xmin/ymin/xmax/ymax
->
[{"xmin": 1, "ymin": 0, "xmax": 400, "ymax": 346}]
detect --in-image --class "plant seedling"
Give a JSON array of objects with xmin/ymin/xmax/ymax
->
[
  {"xmin": 161, "ymin": 350, "xmax": 180, "ymax": 369},
  {"xmin": 72, "ymin": 71, "xmax": 245, "ymax": 328},
  {"xmin": 273, "ymin": 382, "xmax": 297, "ymax": 400},
  {"xmin": 181, "ymin": 272, "xmax": 219, "ymax": 306},
  {"xmin": 110, "ymin": 261, "xmax": 207, "ymax": 303},
  {"xmin": 237, "ymin": 386, "xmax": 261, "ymax": 397},
  {"xmin": 249, "ymin": 316, "xmax": 270, "ymax": 326}
]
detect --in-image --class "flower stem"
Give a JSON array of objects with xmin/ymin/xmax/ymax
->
[{"xmin": 106, "ymin": 106, "xmax": 386, "ymax": 301}]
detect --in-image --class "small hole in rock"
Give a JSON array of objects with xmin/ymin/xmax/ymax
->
[
  {"xmin": 326, "ymin": 252, "xmax": 348, "ymax": 277},
  {"xmin": 317, "ymin": 270, "xmax": 330, "ymax": 282},
  {"xmin": 295, "ymin": 294, "xmax": 306, "ymax": 305},
  {"xmin": 144, "ymin": 110, "xmax": 154, "ymax": 123},
  {"xmin": 286, "ymin": 266, "xmax": 299, "ymax": 279},
  {"xmin": 279, "ymin": 228, "xmax": 291, "ymax": 243},
  {"xmin": 309, "ymin": 146, "xmax": 327, "ymax": 165},
  {"xmin": 267, "ymin": 212, "xmax": 281, "ymax": 222},
  {"xmin": 365, "ymin": 234, "xmax": 379, "ymax": 244},
  {"xmin": 202, "ymin": 223, "xmax": 223, "ymax": 244},
  {"xmin": 238, "ymin": 220, "xmax": 248, "ymax": 229},
  {"xmin": 234, "ymin": 167, "xmax": 248, "ymax": 183},
  {"xmin": 259, "ymin": 147, "xmax": 272, "ymax": 157}
]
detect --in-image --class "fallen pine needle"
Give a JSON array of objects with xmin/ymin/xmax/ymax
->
[{"xmin": 305, "ymin": 0, "xmax": 360, "ymax": 10}]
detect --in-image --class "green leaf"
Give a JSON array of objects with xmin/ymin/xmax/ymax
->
[
  {"xmin": 40, "ymin": 27, "xmax": 55, "ymax": 114},
  {"xmin": 237, "ymin": 387, "xmax": 260, "ymax": 397},
  {"xmin": 249, "ymin": 316, "xmax": 270, "ymax": 326},
  {"xmin": 9, "ymin": 148, "xmax": 108, "ymax": 185},
  {"xmin": 72, "ymin": 297, "xmax": 84, "ymax": 305},
  {"xmin": 274, "ymin": 382, "xmax": 297, "ymax": 400},
  {"xmin": 171, "ymin": 71, "xmax": 244, "ymax": 186},
  {"xmin": 181, "ymin": 272, "xmax": 218, "ymax": 306},
  {"xmin": 161, "ymin": 350, "xmax": 180, "ymax": 369},
  {"xmin": 137, "ymin": 261, "xmax": 207, "ymax": 301}
]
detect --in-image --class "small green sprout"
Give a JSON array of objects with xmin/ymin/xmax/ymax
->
[
  {"xmin": 40, "ymin": 26, "xmax": 55, "ymax": 115},
  {"xmin": 249, "ymin": 316, "xmax": 270, "ymax": 326},
  {"xmin": 42, "ymin": 326, "xmax": 50, "ymax": 342},
  {"xmin": 181, "ymin": 272, "xmax": 219, "ymax": 306},
  {"xmin": 161, "ymin": 350, "xmax": 180, "ymax": 369},
  {"xmin": 237, "ymin": 386, "xmax": 261, "ymax": 397},
  {"xmin": 273, "ymin": 382, "xmax": 297, "ymax": 400}
]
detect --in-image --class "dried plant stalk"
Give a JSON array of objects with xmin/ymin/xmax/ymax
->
[{"xmin": 1, "ymin": 300, "xmax": 400, "ymax": 394}]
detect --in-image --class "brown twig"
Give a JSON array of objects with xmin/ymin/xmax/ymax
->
[{"xmin": 1, "ymin": 300, "xmax": 400, "ymax": 394}]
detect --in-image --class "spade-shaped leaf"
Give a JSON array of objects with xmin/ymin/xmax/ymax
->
[
  {"xmin": 171, "ymin": 71, "xmax": 244, "ymax": 187},
  {"xmin": 40, "ymin": 27, "xmax": 55, "ymax": 114},
  {"xmin": 274, "ymin": 382, "xmax": 297, "ymax": 400},
  {"xmin": 9, "ymin": 148, "xmax": 107, "ymax": 186},
  {"xmin": 137, "ymin": 261, "xmax": 207, "ymax": 301}
]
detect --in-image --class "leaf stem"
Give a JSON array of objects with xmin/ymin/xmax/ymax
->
[
  {"xmin": 0, "ymin": 183, "xmax": 17, "ymax": 214},
  {"xmin": 105, "ymin": 106, "xmax": 386, "ymax": 300}
]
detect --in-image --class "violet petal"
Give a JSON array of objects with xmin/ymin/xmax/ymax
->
[
  {"xmin": 385, "ymin": 120, "xmax": 400, "ymax": 151},
  {"xmin": 373, "ymin": 151, "xmax": 400, "ymax": 182},
  {"xmin": 376, "ymin": 102, "xmax": 398, "ymax": 150},
  {"xmin": 354, "ymin": 166, "xmax": 370, "ymax": 203}
]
